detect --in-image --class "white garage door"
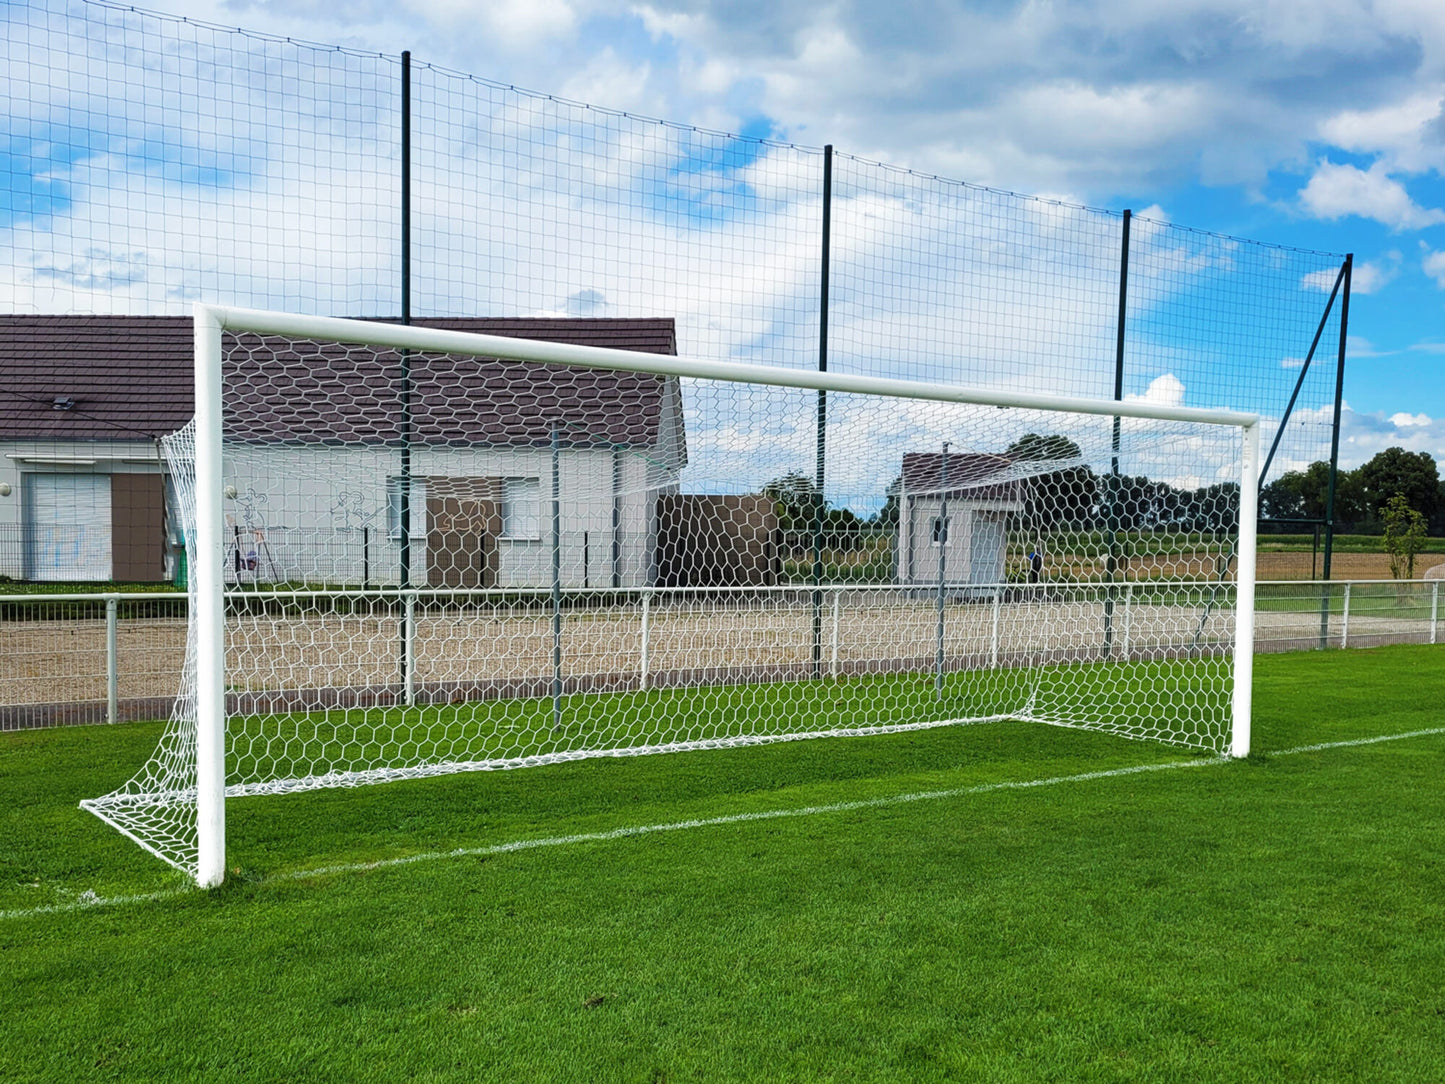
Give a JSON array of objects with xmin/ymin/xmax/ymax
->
[
  {"xmin": 24, "ymin": 473, "xmax": 112, "ymax": 581},
  {"xmin": 969, "ymin": 513, "xmax": 1007, "ymax": 585}
]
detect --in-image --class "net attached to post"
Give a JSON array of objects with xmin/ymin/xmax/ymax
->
[{"xmin": 84, "ymin": 324, "xmax": 1248, "ymax": 878}]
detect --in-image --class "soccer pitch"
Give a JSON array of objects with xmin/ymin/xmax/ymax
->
[{"xmin": 3, "ymin": 646, "xmax": 1443, "ymax": 1081}]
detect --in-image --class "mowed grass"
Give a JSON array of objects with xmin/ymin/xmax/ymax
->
[
  {"xmin": 2, "ymin": 647, "xmax": 1444, "ymax": 1081},
  {"xmin": 195, "ymin": 656, "xmax": 1231, "ymax": 788}
]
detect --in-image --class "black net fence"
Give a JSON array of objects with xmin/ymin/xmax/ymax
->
[{"xmin": 2, "ymin": 0, "xmax": 1347, "ymax": 547}]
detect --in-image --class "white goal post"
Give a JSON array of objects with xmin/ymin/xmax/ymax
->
[{"xmin": 90, "ymin": 304, "xmax": 1260, "ymax": 888}]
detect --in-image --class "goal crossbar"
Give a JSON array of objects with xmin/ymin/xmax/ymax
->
[{"xmin": 200, "ymin": 305, "xmax": 1260, "ymax": 428}]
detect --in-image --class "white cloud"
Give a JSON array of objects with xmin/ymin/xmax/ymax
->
[
  {"xmin": 1298, "ymin": 160, "xmax": 1445, "ymax": 231},
  {"xmin": 1345, "ymin": 335, "xmax": 1391, "ymax": 358},
  {"xmin": 1301, "ymin": 255, "xmax": 1396, "ymax": 295},
  {"xmin": 1390, "ymin": 411, "xmax": 1433, "ymax": 427},
  {"xmin": 1125, "ymin": 373, "xmax": 1187, "ymax": 410},
  {"xmin": 21, "ymin": 0, "xmax": 1435, "ymax": 208},
  {"xmin": 1317, "ymin": 89, "xmax": 1445, "ymax": 174},
  {"xmin": 1422, "ymin": 244, "xmax": 1445, "ymax": 288},
  {"xmin": 1334, "ymin": 406, "xmax": 1445, "ymax": 467}
]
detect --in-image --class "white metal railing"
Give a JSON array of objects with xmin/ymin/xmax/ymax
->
[
  {"xmin": 2, "ymin": 578, "xmax": 1438, "ymax": 732},
  {"xmin": 0, "ymin": 591, "xmax": 188, "ymax": 728}
]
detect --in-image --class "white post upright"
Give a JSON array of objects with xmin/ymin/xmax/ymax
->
[
  {"xmin": 1341, "ymin": 583, "xmax": 1351, "ymax": 649},
  {"xmin": 1431, "ymin": 582, "xmax": 1439, "ymax": 645},
  {"xmin": 194, "ymin": 306, "xmax": 227, "ymax": 888},
  {"xmin": 1231, "ymin": 422, "xmax": 1259, "ymax": 759}
]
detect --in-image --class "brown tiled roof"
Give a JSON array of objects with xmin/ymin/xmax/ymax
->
[
  {"xmin": 0, "ymin": 315, "xmax": 678, "ymax": 447},
  {"xmin": 901, "ymin": 451, "xmax": 1019, "ymax": 500}
]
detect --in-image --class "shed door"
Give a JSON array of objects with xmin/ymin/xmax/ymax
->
[
  {"xmin": 969, "ymin": 513, "xmax": 1006, "ymax": 586},
  {"xmin": 25, "ymin": 473, "xmax": 112, "ymax": 581}
]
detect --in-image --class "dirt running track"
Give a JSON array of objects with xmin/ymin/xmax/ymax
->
[{"xmin": 2, "ymin": 591, "xmax": 1433, "ymax": 730}]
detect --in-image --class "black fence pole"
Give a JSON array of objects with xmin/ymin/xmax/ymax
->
[
  {"xmin": 552, "ymin": 424, "xmax": 563, "ymax": 731},
  {"xmin": 398, "ymin": 50, "xmax": 414, "ymax": 692},
  {"xmin": 811, "ymin": 145, "xmax": 833, "ymax": 679},
  {"xmin": 1320, "ymin": 254, "xmax": 1352, "ymax": 647},
  {"xmin": 1104, "ymin": 209, "xmax": 1130, "ymax": 656},
  {"xmin": 935, "ymin": 443, "xmax": 950, "ymax": 696}
]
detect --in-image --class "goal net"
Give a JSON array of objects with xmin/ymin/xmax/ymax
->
[{"xmin": 84, "ymin": 307, "xmax": 1259, "ymax": 885}]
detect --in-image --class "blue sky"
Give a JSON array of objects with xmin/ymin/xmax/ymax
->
[{"xmin": 4, "ymin": 0, "xmax": 1445, "ymax": 472}]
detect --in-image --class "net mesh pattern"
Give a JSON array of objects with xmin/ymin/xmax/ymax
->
[{"xmin": 84, "ymin": 328, "xmax": 1247, "ymax": 878}]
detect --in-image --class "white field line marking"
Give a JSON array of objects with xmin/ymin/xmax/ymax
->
[
  {"xmin": 0, "ymin": 887, "xmax": 189, "ymax": 921},
  {"xmin": 1270, "ymin": 726, "xmax": 1445, "ymax": 755},
  {"xmin": 279, "ymin": 757, "xmax": 1222, "ymax": 883},
  {"xmin": 7, "ymin": 725, "xmax": 1445, "ymax": 922}
]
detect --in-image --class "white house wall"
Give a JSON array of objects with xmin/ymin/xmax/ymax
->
[
  {"xmin": 0, "ymin": 439, "xmax": 169, "ymax": 581},
  {"xmin": 221, "ymin": 442, "xmax": 677, "ymax": 589}
]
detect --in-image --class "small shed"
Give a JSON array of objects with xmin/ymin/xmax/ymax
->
[{"xmin": 896, "ymin": 451, "xmax": 1024, "ymax": 589}]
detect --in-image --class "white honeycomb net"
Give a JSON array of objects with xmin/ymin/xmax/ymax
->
[{"xmin": 84, "ymin": 327, "xmax": 1247, "ymax": 878}]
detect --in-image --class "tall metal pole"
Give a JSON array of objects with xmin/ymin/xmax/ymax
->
[
  {"xmin": 1322, "ymin": 254, "xmax": 1351, "ymax": 581},
  {"xmin": 1104, "ymin": 209, "xmax": 1131, "ymax": 656},
  {"xmin": 935, "ymin": 442, "xmax": 950, "ymax": 696},
  {"xmin": 1320, "ymin": 254, "xmax": 1351, "ymax": 648},
  {"xmin": 398, "ymin": 51, "xmax": 414, "ymax": 689},
  {"xmin": 551, "ymin": 424, "xmax": 563, "ymax": 731},
  {"xmin": 811, "ymin": 145, "xmax": 833, "ymax": 679}
]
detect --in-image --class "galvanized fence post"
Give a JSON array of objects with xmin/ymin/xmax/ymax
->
[
  {"xmin": 1122, "ymin": 581, "xmax": 1134, "ymax": 660},
  {"xmin": 105, "ymin": 594, "xmax": 119, "ymax": 725},
  {"xmin": 1341, "ymin": 582, "xmax": 1351, "ymax": 649},
  {"xmin": 1432, "ymin": 581, "xmax": 1439, "ymax": 646},
  {"xmin": 403, "ymin": 590, "xmax": 417, "ymax": 706},
  {"xmin": 639, "ymin": 590, "xmax": 651, "ymax": 692},
  {"xmin": 990, "ymin": 587, "xmax": 1001, "ymax": 669},
  {"xmin": 829, "ymin": 589, "xmax": 841, "ymax": 678}
]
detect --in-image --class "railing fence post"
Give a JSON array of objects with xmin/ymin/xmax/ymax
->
[
  {"xmin": 829, "ymin": 589, "xmax": 841, "ymax": 678},
  {"xmin": 1341, "ymin": 582, "xmax": 1351, "ymax": 649},
  {"xmin": 639, "ymin": 590, "xmax": 651, "ymax": 692},
  {"xmin": 1431, "ymin": 581, "xmax": 1439, "ymax": 646},
  {"xmin": 105, "ymin": 595, "xmax": 119, "ymax": 725},
  {"xmin": 403, "ymin": 590, "xmax": 417, "ymax": 706},
  {"xmin": 990, "ymin": 587, "xmax": 1001, "ymax": 668},
  {"xmin": 1122, "ymin": 581, "xmax": 1133, "ymax": 660}
]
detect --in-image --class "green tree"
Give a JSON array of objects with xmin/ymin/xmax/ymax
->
[
  {"xmin": 1381, "ymin": 494, "xmax": 1428, "ymax": 580},
  {"xmin": 872, "ymin": 475, "xmax": 902, "ymax": 530},
  {"xmin": 1260, "ymin": 461, "xmax": 1368, "ymax": 530},
  {"xmin": 1005, "ymin": 433, "xmax": 1098, "ymax": 528},
  {"xmin": 762, "ymin": 471, "xmax": 824, "ymax": 531},
  {"xmin": 1358, "ymin": 447, "xmax": 1440, "ymax": 520}
]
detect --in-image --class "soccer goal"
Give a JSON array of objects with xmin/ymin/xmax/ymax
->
[{"xmin": 83, "ymin": 304, "xmax": 1259, "ymax": 887}]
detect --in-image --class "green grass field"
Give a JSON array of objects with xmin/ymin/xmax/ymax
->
[{"xmin": 3, "ymin": 646, "xmax": 1443, "ymax": 1081}]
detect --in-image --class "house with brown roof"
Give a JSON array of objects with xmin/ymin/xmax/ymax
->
[
  {"xmin": 0, "ymin": 315, "xmax": 685, "ymax": 586},
  {"xmin": 896, "ymin": 451, "xmax": 1024, "ymax": 588}
]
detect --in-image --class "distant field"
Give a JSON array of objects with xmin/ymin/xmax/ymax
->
[{"xmin": 3, "ymin": 645, "xmax": 1444, "ymax": 1081}]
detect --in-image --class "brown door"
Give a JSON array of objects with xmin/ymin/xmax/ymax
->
[
  {"xmin": 111, "ymin": 473, "xmax": 166, "ymax": 582},
  {"xmin": 426, "ymin": 479, "xmax": 501, "ymax": 588}
]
